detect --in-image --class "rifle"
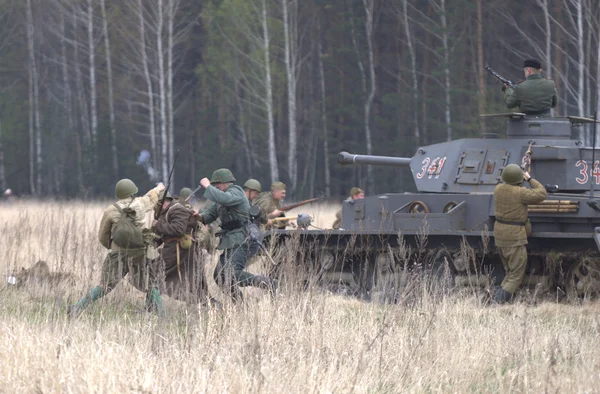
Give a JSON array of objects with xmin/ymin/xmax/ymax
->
[
  {"xmin": 154, "ymin": 150, "xmax": 179, "ymax": 220},
  {"xmin": 484, "ymin": 65, "xmax": 514, "ymax": 88},
  {"xmin": 184, "ymin": 185, "xmax": 203, "ymax": 202},
  {"xmin": 521, "ymin": 142, "xmax": 533, "ymax": 173},
  {"xmin": 280, "ymin": 197, "xmax": 322, "ymax": 212}
]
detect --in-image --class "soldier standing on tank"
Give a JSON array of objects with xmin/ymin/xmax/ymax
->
[
  {"xmin": 332, "ymin": 187, "xmax": 365, "ymax": 229},
  {"xmin": 68, "ymin": 180, "xmax": 166, "ymax": 317},
  {"xmin": 504, "ymin": 59, "xmax": 558, "ymax": 116},
  {"xmin": 243, "ymin": 179, "xmax": 269, "ymax": 228},
  {"xmin": 254, "ymin": 182, "xmax": 290, "ymax": 229},
  {"xmin": 196, "ymin": 169, "xmax": 277, "ymax": 301},
  {"xmin": 493, "ymin": 164, "xmax": 547, "ymax": 303},
  {"xmin": 152, "ymin": 190, "xmax": 212, "ymax": 305}
]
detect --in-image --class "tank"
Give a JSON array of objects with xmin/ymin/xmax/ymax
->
[{"xmin": 264, "ymin": 113, "xmax": 600, "ymax": 300}]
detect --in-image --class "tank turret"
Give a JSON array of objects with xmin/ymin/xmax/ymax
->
[{"xmin": 340, "ymin": 114, "xmax": 600, "ymax": 194}]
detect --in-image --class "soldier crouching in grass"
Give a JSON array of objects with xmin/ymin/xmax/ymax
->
[
  {"xmin": 196, "ymin": 168, "xmax": 277, "ymax": 302},
  {"xmin": 152, "ymin": 190, "xmax": 213, "ymax": 305},
  {"xmin": 493, "ymin": 164, "xmax": 547, "ymax": 303},
  {"xmin": 68, "ymin": 179, "xmax": 167, "ymax": 318}
]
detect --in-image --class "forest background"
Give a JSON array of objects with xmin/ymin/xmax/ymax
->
[{"xmin": 0, "ymin": 0, "xmax": 598, "ymax": 199}]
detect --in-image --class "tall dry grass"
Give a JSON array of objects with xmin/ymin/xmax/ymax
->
[{"xmin": 1, "ymin": 201, "xmax": 600, "ymax": 393}]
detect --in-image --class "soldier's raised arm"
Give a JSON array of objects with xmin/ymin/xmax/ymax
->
[
  {"xmin": 519, "ymin": 176, "xmax": 547, "ymax": 204},
  {"xmin": 137, "ymin": 183, "xmax": 165, "ymax": 213}
]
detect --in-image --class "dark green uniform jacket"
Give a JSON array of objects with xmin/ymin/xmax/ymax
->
[
  {"xmin": 493, "ymin": 178, "xmax": 547, "ymax": 247},
  {"xmin": 201, "ymin": 184, "xmax": 250, "ymax": 250},
  {"xmin": 504, "ymin": 74, "xmax": 558, "ymax": 114}
]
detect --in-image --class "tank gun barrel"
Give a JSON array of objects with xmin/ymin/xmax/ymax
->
[{"xmin": 338, "ymin": 151, "xmax": 411, "ymax": 167}]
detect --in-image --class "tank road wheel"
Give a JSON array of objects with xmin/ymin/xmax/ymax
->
[
  {"xmin": 408, "ymin": 201, "xmax": 430, "ymax": 214},
  {"xmin": 566, "ymin": 257, "xmax": 600, "ymax": 299}
]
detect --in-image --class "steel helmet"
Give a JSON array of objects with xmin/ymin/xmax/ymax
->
[
  {"xmin": 501, "ymin": 164, "xmax": 524, "ymax": 185},
  {"xmin": 243, "ymin": 179, "xmax": 262, "ymax": 192},
  {"xmin": 210, "ymin": 168, "xmax": 236, "ymax": 184},
  {"xmin": 115, "ymin": 179, "xmax": 138, "ymax": 199}
]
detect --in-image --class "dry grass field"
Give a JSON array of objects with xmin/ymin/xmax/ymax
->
[{"xmin": 1, "ymin": 201, "xmax": 600, "ymax": 393}]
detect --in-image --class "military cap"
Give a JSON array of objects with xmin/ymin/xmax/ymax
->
[
  {"xmin": 523, "ymin": 59, "xmax": 541, "ymax": 69},
  {"xmin": 244, "ymin": 179, "xmax": 262, "ymax": 192},
  {"xmin": 271, "ymin": 182, "xmax": 286, "ymax": 191},
  {"xmin": 211, "ymin": 168, "xmax": 236, "ymax": 184},
  {"xmin": 350, "ymin": 187, "xmax": 364, "ymax": 197}
]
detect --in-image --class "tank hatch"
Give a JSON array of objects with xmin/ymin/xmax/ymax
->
[{"xmin": 455, "ymin": 149, "xmax": 509, "ymax": 185}]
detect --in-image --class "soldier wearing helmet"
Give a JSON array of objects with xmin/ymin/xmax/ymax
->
[
  {"xmin": 332, "ymin": 187, "xmax": 365, "ymax": 229},
  {"xmin": 493, "ymin": 164, "xmax": 547, "ymax": 303},
  {"xmin": 69, "ymin": 179, "xmax": 166, "ymax": 317},
  {"xmin": 197, "ymin": 169, "xmax": 277, "ymax": 301},
  {"xmin": 243, "ymin": 179, "xmax": 269, "ymax": 227},
  {"xmin": 179, "ymin": 187, "xmax": 194, "ymax": 207},
  {"xmin": 153, "ymin": 190, "xmax": 210, "ymax": 302}
]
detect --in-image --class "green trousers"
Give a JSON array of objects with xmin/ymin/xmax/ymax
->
[{"xmin": 498, "ymin": 245, "xmax": 528, "ymax": 295}]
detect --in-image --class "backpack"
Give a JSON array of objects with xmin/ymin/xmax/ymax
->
[{"xmin": 111, "ymin": 202, "xmax": 145, "ymax": 249}]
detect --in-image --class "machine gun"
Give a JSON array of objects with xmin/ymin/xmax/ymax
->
[
  {"xmin": 280, "ymin": 197, "xmax": 322, "ymax": 212},
  {"xmin": 484, "ymin": 65, "xmax": 514, "ymax": 88}
]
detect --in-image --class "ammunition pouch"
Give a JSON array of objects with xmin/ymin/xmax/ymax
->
[{"xmin": 220, "ymin": 220, "xmax": 245, "ymax": 232}]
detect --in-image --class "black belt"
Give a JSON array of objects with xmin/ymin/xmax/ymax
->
[
  {"xmin": 524, "ymin": 109, "xmax": 551, "ymax": 116},
  {"xmin": 495, "ymin": 218, "xmax": 527, "ymax": 226}
]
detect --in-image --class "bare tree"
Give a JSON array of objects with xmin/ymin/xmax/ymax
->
[
  {"xmin": 87, "ymin": 0, "xmax": 98, "ymax": 152},
  {"xmin": 100, "ymin": 0, "xmax": 118, "ymax": 178},
  {"xmin": 317, "ymin": 18, "xmax": 330, "ymax": 198},
  {"xmin": 26, "ymin": 0, "xmax": 42, "ymax": 195},
  {"xmin": 476, "ymin": 0, "xmax": 486, "ymax": 131},
  {"xmin": 281, "ymin": 0, "xmax": 299, "ymax": 194},
  {"xmin": 262, "ymin": 0, "xmax": 279, "ymax": 182}
]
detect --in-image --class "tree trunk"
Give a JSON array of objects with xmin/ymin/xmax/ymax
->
[
  {"xmin": 439, "ymin": 0, "xmax": 452, "ymax": 142},
  {"xmin": 167, "ymin": 0, "xmax": 176, "ymax": 185},
  {"xmin": 138, "ymin": 0, "xmax": 157, "ymax": 171},
  {"xmin": 157, "ymin": 0, "xmax": 169, "ymax": 181},
  {"xmin": 476, "ymin": 0, "xmax": 486, "ymax": 131},
  {"xmin": 402, "ymin": 0, "xmax": 420, "ymax": 144},
  {"xmin": 362, "ymin": 0, "xmax": 375, "ymax": 193},
  {"xmin": 317, "ymin": 20, "xmax": 330, "ymax": 198},
  {"xmin": 282, "ymin": 0, "xmax": 298, "ymax": 194},
  {"xmin": 100, "ymin": 0, "xmax": 118, "ymax": 178},
  {"xmin": 26, "ymin": 0, "xmax": 41, "ymax": 195},
  {"xmin": 87, "ymin": 0, "xmax": 98, "ymax": 154},
  {"xmin": 0, "ymin": 78, "xmax": 5, "ymax": 192},
  {"xmin": 262, "ymin": 0, "xmax": 279, "ymax": 183}
]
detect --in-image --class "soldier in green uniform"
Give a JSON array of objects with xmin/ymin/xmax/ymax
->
[
  {"xmin": 153, "ymin": 191, "xmax": 211, "ymax": 304},
  {"xmin": 254, "ymin": 182, "xmax": 289, "ymax": 229},
  {"xmin": 504, "ymin": 59, "xmax": 558, "ymax": 116},
  {"xmin": 196, "ymin": 169, "xmax": 276, "ymax": 301},
  {"xmin": 68, "ymin": 180, "xmax": 166, "ymax": 317},
  {"xmin": 493, "ymin": 164, "xmax": 547, "ymax": 303},
  {"xmin": 243, "ymin": 179, "xmax": 269, "ymax": 227},
  {"xmin": 332, "ymin": 187, "xmax": 365, "ymax": 229}
]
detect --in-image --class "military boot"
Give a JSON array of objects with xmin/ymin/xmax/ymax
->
[
  {"xmin": 252, "ymin": 276, "xmax": 278, "ymax": 296},
  {"xmin": 492, "ymin": 286, "xmax": 513, "ymax": 304},
  {"xmin": 68, "ymin": 286, "xmax": 103, "ymax": 318},
  {"xmin": 145, "ymin": 288, "xmax": 166, "ymax": 317}
]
